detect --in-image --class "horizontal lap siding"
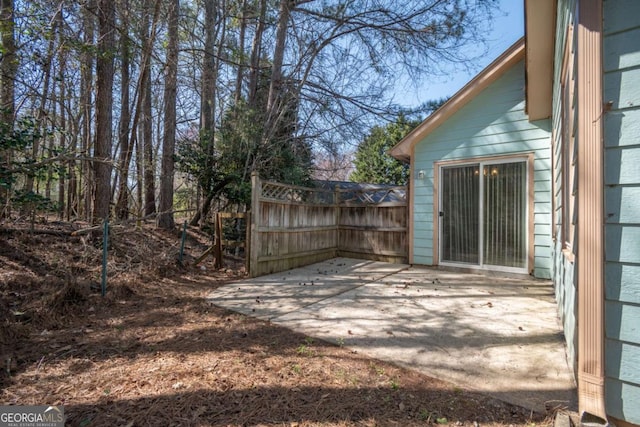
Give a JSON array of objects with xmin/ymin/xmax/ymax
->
[
  {"xmin": 412, "ymin": 61, "xmax": 552, "ymax": 278},
  {"xmin": 551, "ymin": 0, "xmax": 578, "ymax": 382},
  {"xmin": 603, "ymin": 0, "xmax": 640, "ymax": 423}
]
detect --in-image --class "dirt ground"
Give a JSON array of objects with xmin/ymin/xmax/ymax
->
[{"xmin": 0, "ymin": 220, "xmax": 560, "ymax": 426}]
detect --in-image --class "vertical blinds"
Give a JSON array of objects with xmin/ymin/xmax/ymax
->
[
  {"xmin": 441, "ymin": 161, "xmax": 526, "ymax": 269},
  {"xmin": 483, "ymin": 162, "xmax": 527, "ymax": 268},
  {"xmin": 441, "ymin": 165, "xmax": 479, "ymax": 264}
]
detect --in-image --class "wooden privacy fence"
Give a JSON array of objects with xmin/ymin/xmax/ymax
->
[{"xmin": 248, "ymin": 172, "xmax": 407, "ymax": 277}]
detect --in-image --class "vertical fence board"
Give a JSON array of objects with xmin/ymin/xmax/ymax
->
[{"xmin": 249, "ymin": 175, "xmax": 407, "ymax": 277}]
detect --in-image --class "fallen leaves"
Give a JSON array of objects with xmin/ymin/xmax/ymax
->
[{"xmin": 1, "ymin": 223, "xmax": 553, "ymax": 427}]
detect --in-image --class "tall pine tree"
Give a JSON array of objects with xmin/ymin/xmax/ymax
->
[{"xmin": 350, "ymin": 114, "xmax": 419, "ymax": 185}]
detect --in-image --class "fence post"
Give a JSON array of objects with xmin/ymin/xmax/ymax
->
[
  {"xmin": 249, "ymin": 172, "xmax": 261, "ymax": 277},
  {"xmin": 244, "ymin": 211, "xmax": 251, "ymax": 273},
  {"xmin": 213, "ymin": 212, "xmax": 223, "ymax": 269},
  {"xmin": 334, "ymin": 185, "xmax": 340, "ymax": 256},
  {"xmin": 179, "ymin": 220, "xmax": 187, "ymax": 264}
]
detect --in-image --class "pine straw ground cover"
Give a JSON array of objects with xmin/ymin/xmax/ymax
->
[{"xmin": 1, "ymin": 222, "xmax": 556, "ymax": 427}]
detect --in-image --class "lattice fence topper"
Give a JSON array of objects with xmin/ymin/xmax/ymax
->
[
  {"xmin": 337, "ymin": 185, "xmax": 407, "ymax": 205},
  {"xmin": 260, "ymin": 180, "xmax": 335, "ymax": 204}
]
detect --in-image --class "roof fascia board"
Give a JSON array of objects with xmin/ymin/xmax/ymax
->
[{"xmin": 524, "ymin": 0, "xmax": 556, "ymax": 120}]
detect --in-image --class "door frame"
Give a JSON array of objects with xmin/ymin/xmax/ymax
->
[{"xmin": 433, "ymin": 152, "xmax": 535, "ymax": 275}]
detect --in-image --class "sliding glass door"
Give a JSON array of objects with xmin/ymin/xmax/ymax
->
[
  {"xmin": 440, "ymin": 159, "xmax": 528, "ymax": 271},
  {"xmin": 441, "ymin": 165, "xmax": 480, "ymax": 264},
  {"xmin": 483, "ymin": 162, "xmax": 527, "ymax": 268}
]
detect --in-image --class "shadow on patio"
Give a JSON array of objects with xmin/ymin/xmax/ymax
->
[{"xmin": 208, "ymin": 257, "xmax": 578, "ymax": 414}]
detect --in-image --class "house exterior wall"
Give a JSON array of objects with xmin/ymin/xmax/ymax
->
[
  {"xmin": 411, "ymin": 60, "xmax": 553, "ymax": 278},
  {"xmin": 550, "ymin": 0, "xmax": 578, "ymax": 385},
  {"xmin": 602, "ymin": 0, "xmax": 640, "ymax": 423},
  {"xmin": 552, "ymin": 0, "xmax": 640, "ymax": 423}
]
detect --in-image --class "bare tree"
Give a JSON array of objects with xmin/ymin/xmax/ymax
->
[
  {"xmin": 283, "ymin": 1, "xmax": 495, "ymax": 150},
  {"xmin": 93, "ymin": 0, "xmax": 116, "ymax": 222},
  {"xmin": 247, "ymin": 0, "xmax": 266, "ymax": 108},
  {"xmin": 0, "ymin": 0, "xmax": 15, "ymax": 124},
  {"xmin": 189, "ymin": 0, "xmax": 230, "ymax": 227},
  {"xmin": 115, "ymin": 0, "xmax": 161, "ymax": 220},
  {"xmin": 157, "ymin": 0, "xmax": 179, "ymax": 230},
  {"xmin": 56, "ymin": 14, "xmax": 67, "ymax": 218},
  {"xmin": 266, "ymin": 0, "xmax": 293, "ymax": 115},
  {"xmin": 233, "ymin": 0, "xmax": 247, "ymax": 105},
  {"xmin": 0, "ymin": 0, "xmax": 16, "ymax": 212},
  {"xmin": 141, "ymin": 0, "xmax": 156, "ymax": 216},
  {"xmin": 24, "ymin": 6, "xmax": 61, "ymax": 196},
  {"xmin": 115, "ymin": 0, "xmax": 132, "ymax": 219},
  {"xmin": 0, "ymin": 0, "xmax": 497, "ymax": 225},
  {"xmin": 80, "ymin": 0, "xmax": 95, "ymax": 220}
]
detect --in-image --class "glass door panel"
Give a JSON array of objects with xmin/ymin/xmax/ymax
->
[
  {"xmin": 441, "ymin": 165, "xmax": 479, "ymax": 264},
  {"xmin": 482, "ymin": 161, "xmax": 527, "ymax": 268}
]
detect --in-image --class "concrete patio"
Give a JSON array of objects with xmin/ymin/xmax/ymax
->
[{"xmin": 207, "ymin": 257, "xmax": 577, "ymax": 414}]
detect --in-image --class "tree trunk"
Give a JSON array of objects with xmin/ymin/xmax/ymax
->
[
  {"xmin": 157, "ymin": 0, "xmax": 179, "ymax": 230},
  {"xmin": 201, "ymin": 0, "xmax": 216, "ymax": 140},
  {"xmin": 0, "ymin": 0, "xmax": 17, "ymax": 213},
  {"xmin": 45, "ymin": 73, "xmax": 57, "ymax": 201},
  {"xmin": 135, "ymin": 119, "xmax": 143, "ymax": 215},
  {"xmin": 247, "ymin": 0, "xmax": 266, "ymax": 108},
  {"xmin": 67, "ymin": 124, "xmax": 78, "ymax": 220},
  {"xmin": 188, "ymin": 178, "xmax": 230, "ymax": 227},
  {"xmin": 0, "ymin": 0, "xmax": 15, "ymax": 123},
  {"xmin": 57, "ymin": 28, "xmax": 67, "ymax": 219},
  {"xmin": 25, "ymin": 9, "xmax": 59, "ymax": 196},
  {"xmin": 196, "ymin": 0, "xmax": 217, "ymax": 225},
  {"xmin": 117, "ymin": 0, "xmax": 161, "ymax": 220},
  {"xmin": 141, "ymin": 0, "xmax": 156, "ymax": 217},
  {"xmin": 115, "ymin": 0, "xmax": 132, "ymax": 219},
  {"xmin": 93, "ymin": 0, "xmax": 116, "ymax": 222},
  {"xmin": 193, "ymin": 0, "xmax": 228, "ymax": 227},
  {"xmin": 80, "ymin": 0, "xmax": 95, "ymax": 221},
  {"xmin": 65, "ymin": 11, "xmax": 78, "ymax": 220},
  {"xmin": 266, "ymin": 0, "xmax": 292, "ymax": 114},
  {"xmin": 142, "ymin": 81, "xmax": 155, "ymax": 216},
  {"xmin": 234, "ymin": 0, "xmax": 247, "ymax": 105}
]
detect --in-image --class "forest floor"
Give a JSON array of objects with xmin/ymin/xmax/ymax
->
[{"xmin": 1, "ymin": 219, "xmax": 559, "ymax": 426}]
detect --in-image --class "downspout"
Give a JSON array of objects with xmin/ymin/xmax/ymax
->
[{"xmin": 575, "ymin": 0, "xmax": 607, "ymax": 423}]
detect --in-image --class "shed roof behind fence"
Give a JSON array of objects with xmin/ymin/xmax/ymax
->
[{"xmin": 314, "ymin": 180, "xmax": 407, "ymax": 205}]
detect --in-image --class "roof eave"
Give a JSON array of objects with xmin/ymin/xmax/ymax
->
[{"xmin": 524, "ymin": 0, "xmax": 556, "ymax": 121}]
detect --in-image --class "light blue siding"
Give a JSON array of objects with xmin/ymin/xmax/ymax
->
[
  {"xmin": 604, "ymin": 107, "xmax": 640, "ymax": 148},
  {"xmin": 553, "ymin": 237, "xmax": 577, "ymax": 372},
  {"xmin": 605, "ymin": 301, "xmax": 640, "ymax": 345},
  {"xmin": 604, "ymin": 28, "xmax": 640, "ymax": 72},
  {"xmin": 411, "ymin": 60, "xmax": 552, "ymax": 278},
  {"xmin": 604, "ymin": 147, "xmax": 640, "ymax": 185},
  {"xmin": 603, "ymin": 0, "xmax": 640, "ymax": 34},
  {"xmin": 603, "ymin": 0, "xmax": 640, "ymax": 423},
  {"xmin": 551, "ymin": 0, "xmax": 578, "ymax": 385},
  {"xmin": 605, "ymin": 186, "xmax": 640, "ymax": 223},
  {"xmin": 604, "ymin": 68, "xmax": 640, "ymax": 110},
  {"xmin": 605, "ymin": 264, "xmax": 640, "ymax": 305},
  {"xmin": 606, "ymin": 340, "xmax": 640, "ymax": 384},
  {"xmin": 605, "ymin": 225, "xmax": 640, "ymax": 264},
  {"xmin": 605, "ymin": 379, "xmax": 640, "ymax": 423}
]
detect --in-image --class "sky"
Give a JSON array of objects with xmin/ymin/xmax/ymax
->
[{"xmin": 396, "ymin": 0, "xmax": 525, "ymax": 108}]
